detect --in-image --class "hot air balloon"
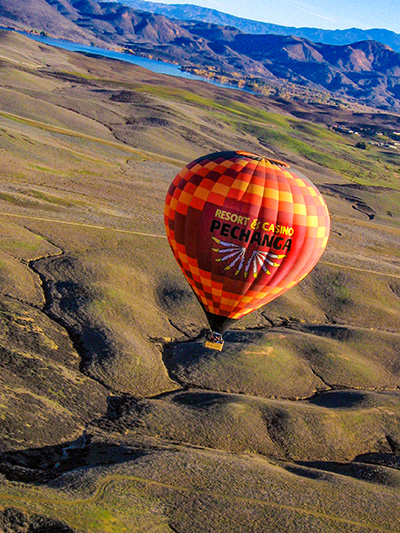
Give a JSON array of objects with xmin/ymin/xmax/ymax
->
[{"xmin": 164, "ymin": 151, "xmax": 330, "ymax": 350}]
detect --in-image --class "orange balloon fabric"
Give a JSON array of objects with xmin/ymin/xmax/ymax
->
[{"xmin": 165, "ymin": 151, "xmax": 330, "ymax": 333}]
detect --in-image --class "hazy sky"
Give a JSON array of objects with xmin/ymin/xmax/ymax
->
[{"xmin": 156, "ymin": 0, "xmax": 400, "ymax": 33}]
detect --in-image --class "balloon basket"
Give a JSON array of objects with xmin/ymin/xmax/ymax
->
[
  {"xmin": 204, "ymin": 340, "xmax": 224, "ymax": 351},
  {"xmin": 204, "ymin": 332, "xmax": 224, "ymax": 351}
]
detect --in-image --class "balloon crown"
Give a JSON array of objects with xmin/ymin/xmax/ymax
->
[{"xmin": 236, "ymin": 151, "xmax": 290, "ymax": 168}]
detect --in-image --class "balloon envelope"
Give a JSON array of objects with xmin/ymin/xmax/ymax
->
[{"xmin": 165, "ymin": 151, "xmax": 330, "ymax": 333}]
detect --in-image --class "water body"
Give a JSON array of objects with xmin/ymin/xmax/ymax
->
[{"xmin": 4, "ymin": 28, "xmax": 249, "ymax": 93}]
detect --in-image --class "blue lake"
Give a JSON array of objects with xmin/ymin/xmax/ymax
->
[{"xmin": 5, "ymin": 29, "xmax": 248, "ymax": 92}]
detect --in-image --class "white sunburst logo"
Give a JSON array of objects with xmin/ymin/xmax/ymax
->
[{"xmin": 212, "ymin": 237, "xmax": 286, "ymax": 279}]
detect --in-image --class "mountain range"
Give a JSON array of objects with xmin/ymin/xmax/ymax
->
[
  {"xmin": 1, "ymin": 0, "xmax": 400, "ymax": 111},
  {"xmin": 117, "ymin": 0, "xmax": 400, "ymax": 53}
]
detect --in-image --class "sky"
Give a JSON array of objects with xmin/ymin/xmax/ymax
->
[{"xmin": 156, "ymin": 0, "xmax": 400, "ymax": 33}]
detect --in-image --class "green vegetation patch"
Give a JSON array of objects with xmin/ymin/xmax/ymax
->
[
  {"xmin": 134, "ymin": 84, "xmax": 289, "ymax": 125},
  {"xmin": 0, "ymin": 192, "xmax": 40, "ymax": 209},
  {"xmin": 241, "ymin": 122, "xmax": 400, "ymax": 188},
  {"xmin": 29, "ymin": 189, "xmax": 74, "ymax": 207}
]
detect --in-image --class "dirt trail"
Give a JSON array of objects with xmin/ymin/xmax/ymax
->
[{"xmin": 0, "ymin": 212, "xmax": 167, "ymax": 238}]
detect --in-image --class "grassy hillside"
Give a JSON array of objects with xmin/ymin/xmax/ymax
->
[{"xmin": 1, "ymin": 29, "xmax": 400, "ymax": 531}]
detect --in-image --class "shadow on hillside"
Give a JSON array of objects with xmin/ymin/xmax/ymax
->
[
  {"xmin": 31, "ymin": 255, "xmax": 117, "ymax": 383},
  {"xmin": 354, "ymin": 450, "xmax": 400, "ymax": 469},
  {"xmin": 0, "ymin": 395, "xmax": 149, "ymax": 485},
  {"xmin": 307, "ymin": 390, "xmax": 367, "ymax": 408},
  {"xmin": 288, "ymin": 450, "xmax": 400, "ymax": 487},
  {"xmin": 163, "ymin": 329, "xmax": 266, "ymax": 359},
  {"xmin": 286, "ymin": 435, "xmax": 400, "ymax": 487},
  {"xmin": 0, "ymin": 435, "xmax": 148, "ymax": 484},
  {"xmin": 0, "ymin": 506, "xmax": 76, "ymax": 533}
]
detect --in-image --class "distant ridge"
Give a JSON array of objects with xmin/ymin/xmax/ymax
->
[
  {"xmin": 115, "ymin": 0, "xmax": 400, "ymax": 53},
  {"xmin": 2, "ymin": 0, "xmax": 400, "ymax": 111}
]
